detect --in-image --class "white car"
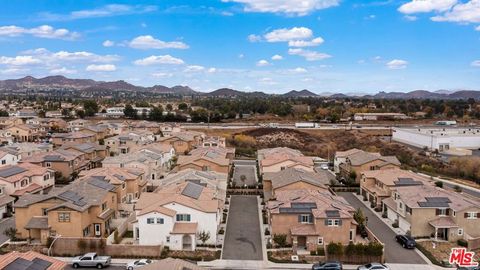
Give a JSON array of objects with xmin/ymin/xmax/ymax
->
[
  {"xmin": 357, "ymin": 263, "xmax": 390, "ymax": 270},
  {"xmin": 126, "ymin": 259, "xmax": 153, "ymax": 270}
]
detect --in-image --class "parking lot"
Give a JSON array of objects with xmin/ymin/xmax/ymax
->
[{"xmin": 222, "ymin": 195, "xmax": 263, "ymax": 260}]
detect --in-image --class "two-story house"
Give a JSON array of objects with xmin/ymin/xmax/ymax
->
[
  {"xmin": 105, "ymin": 131, "xmax": 156, "ymax": 155},
  {"xmin": 51, "ymin": 132, "xmax": 96, "ymax": 147},
  {"xmin": 14, "ymin": 178, "xmax": 118, "ymax": 244},
  {"xmin": 0, "ymin": 163, "xmax": 55, "ymax": 197},
  {"xmin": 267, "ymin": 189, "xmax": 357, "ymax": 253},
  {"xmin": 383, "ymin": 184, "xmax": 480, "ymax": 242},
  {"xmin": 21, "ymin": 149, "xmax": 89, "ymax": 180},
  {"xmin": 158, "ymin": 131, "xmax": 204, "ymax": 154},
  {"xmin": 133, "ymin": 181, "xmax": 221, "ymax": 250},
  {"xmin": 0, "ymin": 149, "xmax": 21, "ymax": 167},
  {"xmin": 176, "ymin": 150, "xmax": 230, "ymax": 174}
]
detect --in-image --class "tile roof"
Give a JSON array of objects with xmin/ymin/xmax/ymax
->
[
  {"xmin": 0, "ymin": 251, "xmax": 66, "ymax": 270},
  {"xmin": 290, "ymin": 224, "xmax": 317, "ymax": 236},
  {"xmin": 79, "ymin": 167, "xmax": 143, "ymax": 185},
  {"xmin": 0, "ymin": 163, "xmax": 51, "ymax": 183},
  {"xmin": 362, "ymin": 169, "xmax": 429, "ymax": 186},
  {"xmin": 171, "ymin": 222, "xmax": 198, "ymax": 234},
  {"xmin": 429, "ymin": 217, "xmax": 459, "ymax": 228},
  {"xmin": 257, "ymin": 147, "xmax": 303, "ymax": 160},
  {"xmin": 263, "ymin": 168, "xmax": 332, "ymax": 190},
  {"xmin": 346, "ymin": 150, "xmax": 400, "ymax": 166},
  {"xmin": 25, "ymin": 216, "xmax": 49, "ymax": 229}
]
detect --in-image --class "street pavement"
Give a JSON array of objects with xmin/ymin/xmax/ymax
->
[
  {"xmin": 0, "ymin": 217, "xmax": 15, "ymax": 244},
  {"xmin": 338, "ymin": 192, "xmax": 427, "ymax": 264},
  {"xmin": 222, "ymin": 195, "xmax": 263, "ymax": 260},
  {"xmin": 65, "ymin": 265, "xmax": 124, "ymax": 270}
]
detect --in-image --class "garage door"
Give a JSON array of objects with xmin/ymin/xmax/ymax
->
[
  {"xmin": 386, "ymin": 207, "xmax": 397, "ymax": 222},
  {"xmin": 399, "ymin": 217, "xmax": 411, "ymax": 232}
]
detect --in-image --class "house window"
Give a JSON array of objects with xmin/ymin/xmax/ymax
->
[
  {"xmin": 43, "ymin": 174, "xmax": 49, "ymax": 181},
  {"xmin": 299, "ymin": 214, "xmax": 312, "ymax": 224},
  {"xmin": 317, "ymin": 237, "xmax": 324, "ymax": 245},
  {"xmin": 370, "ymin": 166, "xmax": 376, "ymax": 170},
  {"xmin": 94, "ymin": 224, "xmax": 101, "ymax": 236},
  {"xmin": 437, "ymin": 209, "xmax": 447, "ymax": 216},
  {"xmin": 458, "ymin": 228, "xmax": 464, "ymax": 236},
  {"xmin": 83, "ymin": 226, "xmax": 90, "ymax": 237},
  {"xmin": 122, "ymin": 182, "xmax": 126, "ymax": 189},
  {"xmin": 350, "ymin": 229, "xmax": 355, "ymax": 241},
  {"xmin": 327, "ymin": 219, "xmax": 340, "ymax": 227},
  {"xmin": 465, "ymin": 212, "xmax": 478, "ymax": 219},
  {"xmin": 42, "ymin": 208, "xmax": 48, "ymax": 216},
  {"xmin": 102, "ymin": 202, "xmax": 107, "ymax": 211},
  {"xmin": 46, "ymin": 162, "xmax": 51, "ymax": 167},
  {"xmin": 147, "ymin": 218, "xmax": 155, "ymax": 224},
  {"xmin": 1, "ymin": 160, "xmax": 5, "ymax": 165},
  {"xmin": 58, "ymin": 212, "xmax": 70, "ymax": 222},
  {"xmin": 166, "ymin": 236, "xmax": 170, "ymax": 243},
  {"xmin": 157, "ymin": 218, "xmax": 164, "ymax": 224},
  {"xmin": 176, "ymin": 214, "xmax": 191, "ymax": 222}
]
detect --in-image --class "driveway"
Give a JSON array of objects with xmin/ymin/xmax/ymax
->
[
  {"xmin": 339, "ymin": 193, "xmax": 427, "ymax": 264},
  {"xmin": 222, "ymin": 195, "xmax": 263, "ymax": 260},
  {"xmin": 0, "ymin": 217, "xmax": 15, "ymax": 244}
]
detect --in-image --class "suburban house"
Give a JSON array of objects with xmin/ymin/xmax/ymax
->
[
  {"xmin": 158, "ymin": 131, "xmax": 204, "ymax": 154},
  {"xmin": 0, "ymin": 129, "xmax": 13, "ymax": 144},
  {"xmin": 267, "ymin": 189, "xmax": 357, "ymax": 252},
  {"xmin": 78, "ymin": 125, "xmax": 109, "ymax": 141},
  {"xmin": 51, "ymin": 132, "xmax": 96, "ymax": 147},
  {"xmin": 189, "ymin": 147, "xmax": 235, "ymax": 161},
  {"xmin": 126, "ymin": 120, "xmax": 161, "ymax": 133},
  {"xmin": 0, "ymin": 251, "xmax": 67, "ymax": 270},
  {"xmin": 0, "ymin": 186, "xmax": 15, "ymax": 218},
  {"xmin": 0, "ymin": 163, "xmax": 55, "ymax": 197},
  {"xmin": 258, "ymin": 147, "xmax": 304, "ymax": 161},
  {"xmin": 14, "ymin": 178, "xmax": 118, "ymax": 244},
  {"xmin": 8, "ymin": 124, "xmax": 42, "ymax": 142},
  {"xmin": 159, "ymin": 123, "xmax": 182, "ymax": 137},
  {"xmin": 0, "ymin": 117, "xmax": 23, "ymax": 128},
  {"xmin": 105, "ymin": 131, "xmax": 156, "ymax": 155},
  {"xmin": 176, "ymin": 150, "xmax": 230, "ymax": 174},
  {"xmin": 334, "ymin": 148, "xmax": 363, "ymax": 173},
  {"xmin": 360, "ymin": 169, "xmax": 429, "ymax": 208},
  {"xmin": 79, "ymin": 167, "xmax": 146, "ymax": 212},
  {"xmin": 0, "ymin": 149, "xmax": 21, "ymax": 167},
  {"xmin": 383, "ymin": 184, "xmax": 480, "ymax": 242},
  {"xmin": 263, "ymin": 168, "xmax": 333, "ymax": 201},
  {"xmin": 335, "ymin": 149, "xmax": 401, "ymax": 182},
  {"xmin": 160, "ymin": 168, "xmax": 228, "ymax": 200},
  {"xmin": 21, "ymin": 149, "xmax": 89, "ymax": 180},
  {"xmin": 67, "ymin": 119, "xmax": 92, "ymax": 131},
  {"xmin": 133, "ymin": 181, "xmax": 221, "ymax": 250},
  {"xmin": 61, "ymin": 143, "xmax": 108, "ymax": 168},
  {"xmin": 1, "ymin": 142, "xmax": 53, "ymax": 159},
  {"xmin": 202, "ymin": 136, "xmax": 227, "ymax": 148},
  {"xmin": 258, "ymin": 147, "xmax": 314, "ymax": 174}
]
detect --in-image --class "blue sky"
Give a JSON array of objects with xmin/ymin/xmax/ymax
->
[{"xmin": 0, "ymin": 0, "xmax": 479, "ymax": 94}]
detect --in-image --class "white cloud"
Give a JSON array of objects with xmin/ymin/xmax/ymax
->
[
  {"xmin": 288, "ymin": 37, "xmax": 324, "ymax": 47},
  {"xmin": 86, "ymin": 64, "xmax": 116, "ymax": 72},
  {"xmin": 128, "ymin": 35, "xmax": 189, "ymax": 49},
  {"xmin": 0, "ymin": 68, "xmax": 29, "ymax": 75},
  {"xmin": 386, "ymin": 59, "xmax": 408, "ymax": 69},
  {"xmin": 256, "ymin": 59, "xmax": 270, "ymax": 66},
  {"xmin": 207, "ymin": 67, "xmax": 217, "ymax": 73},
  {"xmin": 151, "ymin": 72, "xmax": 173, "ymax": 78},
  {"xmin": 431, "ymin": 0, "xmax": 480, "ymax": 23},
  {"xmin": 49, "ymin": 67, "xmax": 77, "ymax": 74},
  {"xmin": 40, "ymin": 4, "xmax": 157, "ymax": 21},
  {"xmin": 133, "ymin": 55, "xmax": 185, "ymax": 65},
  {"xmin": 288, "ymin": 48, "xmax": 331, "ymax": 61},
  {"xmin": 271, "ymin": 54, "xmax": 283, "ymax": 60},
  {"xmin": 404, "ymin": 15, "xmax": 418, "ymax": 21},
  {"xmin": 471, "ymin": 60, "xmax": 480, "ymax": 67},
  {"xmin": 49, "ymin": 50, "xmax": 119, "ymax": 63},
  {"xmin": 0, "ymin": 25, "xmax": 79, "ymax": 40},
  {"xmin": 0, "ymin": 56, "xmax": 42, "ymax": 66},
  {"xmin": 184, "ymin": 65, "xmax": 205, "ymax": 72},
  {"xmin": 476, "ymin": 25, "xmax": 480, "ymax": 31},
  {"xmin": 264, "ymin": 27, "xmax": 313, "ymax": 42},
  {"xmin": 247, "ymin": 34, "xmax": 262, "ymax": 42},
  {"xmin": 222, "ymin": 0, "xmax": 340, "ymax": 16},
  {"xmin": 238, "ymin": 54, "xmax": 245, "ymax": 58},
  {"xmin": 398, "ymin": 0, "xmax": 457, "ymax": 14},
  {"xmin": 103, "ymin": 40, "xmax": 115, "ymax": 47},
  {"xmin": 289, "ymin": 67, "xmax": 308, "ymax": 73}
]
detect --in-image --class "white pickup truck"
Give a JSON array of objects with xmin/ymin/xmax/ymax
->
[{"xmin": 72, "ymin": 252, "xmax": 111, "ymax": 269}]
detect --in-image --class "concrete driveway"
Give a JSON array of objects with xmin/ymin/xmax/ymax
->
[
  {"xmin": 0, "ymin": 217, "xmax": 15, "ymax": 244},
  {"xmin": 222, "ymin": 195, "xmax": 263, "ymax": 260},
  {"xmin": 339, "ymin": 193, "xmax": 427, "ymax": 264}
]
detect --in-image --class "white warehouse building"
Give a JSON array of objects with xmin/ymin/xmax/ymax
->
[{"xmin": 392, "ymin": 127, "xmax": 480, "ymax": 152}]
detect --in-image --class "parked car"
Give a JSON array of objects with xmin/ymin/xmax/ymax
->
[
  {"xmin": 312, "ymin": 261, "xmax": 343, "ymax": 270},
  {"xmin": 357, "ymin": 263, "xmax": 390, "ymax": 270},
  {"xmin": 126, "ymin": 259, "xmax": 153, "ymax": 270},
  {"xmin": 395, "ymin": 234, "xmax": 416, "ymax": 249},
  {"xmin": 72, "ymin": 253, "xmax": 111, "ymax": 269}
]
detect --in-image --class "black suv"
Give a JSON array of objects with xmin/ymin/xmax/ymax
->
[
  {"xmin": 312, "ymin": 261, "xmax": 343, "ymax": 270},
  {"xmin": 395, "ymin": 234, "xmax": 416, "ymax": 249}
]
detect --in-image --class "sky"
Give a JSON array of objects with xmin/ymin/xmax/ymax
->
[{"xmin": 0, "ymin": 0, "xmax": 479, "ymax": 94}]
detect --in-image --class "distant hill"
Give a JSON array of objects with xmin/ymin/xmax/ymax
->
[
  {"xmin": 282, "ymin": 89, "xmax": 318, "ymax": 97},
  {"xmin": 0, "ymin": 75, "xmax": 479, "ymax": 99}
]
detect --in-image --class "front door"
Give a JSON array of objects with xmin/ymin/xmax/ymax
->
[
  {"xmin": 94, "ymin": 224, "xmax": 101, "ymax": 237},
  {"xmin": 297, "ymin": 236, "xmax": 307, "ymax": 249}
]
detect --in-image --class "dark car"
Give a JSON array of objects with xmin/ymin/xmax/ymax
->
[
  {"xmin": 312, "ymin": 261, "xmax": 343, "ymax": 270},
  {"xmin": 395, "ymin": 234, "xmax": 416, "ymax": 249}
]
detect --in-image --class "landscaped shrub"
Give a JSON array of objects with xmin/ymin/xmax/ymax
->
[
  {"xmin": 326, "ymin": 242, "xmax": 344, "ymax": 256},
  {"xmin": 218, "ymin": 228, "xmax": 224, "ymax": 235},
  {"xmin": 310, "ymin": 250, "xmax": 317, "ymax": 255},
  {"xmin": 435, "ymin": 181, "xmax": 443, "ymax": 188},
  {"xmin": 381, "ymin": 212, "xmax": 388, "ymax": 218},
  {"xmin": 458, "ymin": 239, "xmax": 468, "ymax": 247},
  {"xmin": 392, "ymin": 220, "xmax": 399, "ymax": 228},
  {"xmin": 272, "ymin": 234, "xmax": 287, "ymax": 248},
  {"xmin": 317, "ymin": 247, "xmax": 325, "ymax": 256},
  {"xmin": 265, "ymin": 228, "xmax": 270, "ymax": 235}
]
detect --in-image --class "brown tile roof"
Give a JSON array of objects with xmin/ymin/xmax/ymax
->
[
  {"xmin": 429, "ymin": 217, "xmax": 459, "ymax": 228},
  {"xmin": 362, "ymin": 169, "xmax": 429, "ymax": 186},
  {"xmin": 0, "ymin": 194, "xmax": 14, "ymax": 206},
  {"xmin": 0, "ymin": 163, "xmax": 52, "ymax": 183},
  {"xmin": 177, "ymin": 152, "xmax": 230, "ymax": 167},
  {"xmin": 0, "ymin": 251, "xmax": 66, "ymax": 270},
  {"xmin": 260, "ymin": 154, "xmax": 314, "ymax": 168},
  {"xmin": 25, "ymin": 216, "xmax": 49, "ymax": 229},
  {"xmin": 11, "ymin": 183, "xmax": 43, "ymax": 196},
  {"xmin": 21, "ymin": 149, "xmax": 83, "ymax": 163},
  {"xmin": 264, "ymin": 168, "xmax": 331, "ymax": 190},
  {"xmin": 290, "ymin": 224, "xmax": 317, "ymax": 236},
  {"xmin": 347, "ymin": 150, "xmax": 400, "ymax": 166},
  {"xmin": 171, "ymin": 222, "xmax": 198, "ymax": 234},
  {"xmin": 257, "ymin": 147, "xmax": 303, "ymax": 160},
  {"xmin": 138, "ymin": 205, "xmax": 176, "ymax": 217},
  {"xmin": 79, "ymin": 167, "xmax": 143, "ymax": 185},
  {"xmin": 335, "ymin": 148, "xmax": 362, "ymax": 158}
]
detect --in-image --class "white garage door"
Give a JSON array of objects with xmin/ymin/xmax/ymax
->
[
  {"xmin": 386, "ymin": 207, "xmax": 397, "ymax": 222},
  {"xmin": 399, "ymin": 217, "xmax": 411, "ymax": 232}
]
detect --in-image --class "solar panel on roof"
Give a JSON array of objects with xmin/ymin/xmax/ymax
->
[
  {"xmin": 0, "ymin": 166, "xmax": 28, "ymax": 178},
  {"xmin": 394, "ymin": 178, "xmax": 424, "ymax": 186},
  {"xmin": 88, "ymin": 178, "xmax": 115, "ymax": 191},
  {"xmin": 181, "ymin": 182, "xmax": 204, "ymax": 199},
  {"xmin": 291, "ymin": 202, "xmax": 317, "ymax": 209},
  {"xmin": 44, "ymin": 155, "xmax": 64, "ymax": 161},
  {"xmin": 113, "ymin": 174, "xmax": 125, "ymax": 181},
  {"xmin": 279, "ymin": 207, "xmax": 313, "ymax": 213},
  {"xmin": 326, "ymin": 210, "xmax": 340, "ymax": 217},
  {"xmin": 28, "ymin": 258, "xmax": 52, "ymax": 270},
  {"xmin": 425, "ymin": 197, "xmax": 451, "ymax": 203},
  {"xmin": 4, "ymin": 257, "xmax": 52, "ymax": 270},
  {"xmin": 58, "ymin": 190, "xmax": 86, "ymax": 207},
  {"xmin": 418, "ymin": 201, "xmax": 450, "ymax": 207},
  {"xmin": 185, "ymin": 179, "xmax": 208, "ymax": 187}
]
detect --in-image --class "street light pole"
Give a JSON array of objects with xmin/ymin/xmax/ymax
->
[{"xmin": 47, "ymin": 234, "xmax": 61, "ymax": 256}]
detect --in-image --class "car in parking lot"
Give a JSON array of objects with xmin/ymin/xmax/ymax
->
[
  {"xmin": 357, "ymin": 263, "xmax": 390, "ymax": 270},
  {"xmin": 395, "ymin": 234, "xmax": 416, "ymax": 249},
  {"xmin": 312, "ymin": 261, "xmax": 343, "ymax": 270},
  {"xmin": 126, "ymin": 259, "xmax": 153, "ymax": 269}
]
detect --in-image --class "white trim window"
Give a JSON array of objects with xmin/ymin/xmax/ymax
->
[
  {"xmin": 176, "ymin": 214, "xmax": 191, "ymax": 222},
  {"xmin": 317, "ymin": 237, "xmax": 324, "ymax": 245},
  {"xmin": 147, "ymin": 218, "xmax": 155, "ymax": 224},
  {"xmin": 327, "ymin": 219, "xmax": 340, "ymax": 227},
  {"xmin": 458, "ymin": 228, "xmax": 464, "ymax": 236}
]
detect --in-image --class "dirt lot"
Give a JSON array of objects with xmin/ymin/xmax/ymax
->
[{"xmin": 417, "ymin": 240, "xmax": 480, "ymax": 265}]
